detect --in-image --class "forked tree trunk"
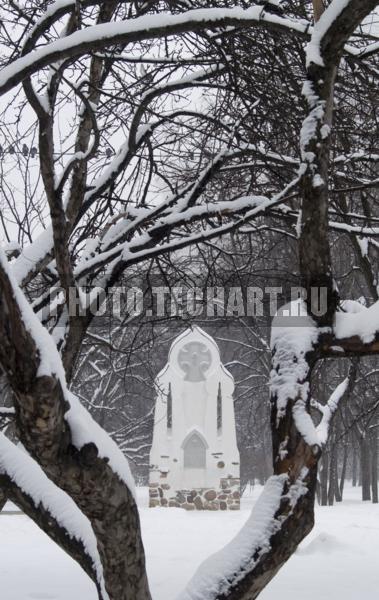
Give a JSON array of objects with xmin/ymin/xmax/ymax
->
[
  {"xmin": 221, "ymin": 477, "xmax": 317, "ymax": 600},
  {"xmin": 217, "ymin": 389, "xmax": 319, "ymax": 600},
  {"xmin": 0, "ymin": 260, "xmax": 152, "ymax": 600}
]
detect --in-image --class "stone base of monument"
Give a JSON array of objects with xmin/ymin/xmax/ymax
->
[{"xmin": 149, "ymin": 477, "xmax": 240, "ymax": 510}]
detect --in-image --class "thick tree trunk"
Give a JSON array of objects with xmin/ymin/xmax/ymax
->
[
  {"xmin": 215, "ymin": 383, "xmax": 320, "ymax": 600},
  {"xmin": 219, "ymin": 471, "xmax": 317, "ymax": 600},
  {"xmin": 0, "ymin": 259, "xmax": 151, "ymax": 600},
  {"xmin": 16, "ymin": 396, "xmax": 151, "ymax": 600},
  {"xmin": 17, "ymin": 413, "xmax": 151, "ymax": 600},
  {"xmin": 181, "ymin": 340, "xmax": 322, "ymax": 600}
]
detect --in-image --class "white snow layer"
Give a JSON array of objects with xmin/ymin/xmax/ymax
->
[
  {"xmin": 0, "ymin": 485, "xmax": 377, "ymax": 600},
  {"xmin": 11, "ymin": 226, "xmax": 54, "ymax": 286},
  {"xmin": 0, "ymin": 433, "xmax": 109, "ymax": 600},
  {"xmin": 25, "ymin": 0, "xmax": 76, "ymax": 43},
  {"xmin": 335, "ymin": 301, "xmax": 379, "ymax": 343},
  {"xmin": 315, "ymin": 378, "xmax": 348, "ymax": 445},
  {"xmin": 3, "ymin": 241, "xmax": 21, "ymax": 254},
  {"xmin": 270, "ymin": 301, "xmax": 319, "ymax": 445}
]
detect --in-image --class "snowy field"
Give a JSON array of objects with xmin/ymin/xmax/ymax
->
[{"xmin": 0, "ymin": 484, "xmax": 378, "ymax": 600}]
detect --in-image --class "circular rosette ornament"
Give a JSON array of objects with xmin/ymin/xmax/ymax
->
[{"xmin": 178, "ymin": 341, "xmax": 212, "ymax": 381}]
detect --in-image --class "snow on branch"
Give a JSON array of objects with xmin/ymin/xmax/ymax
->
[
  {"xmin": 139, "ymin": 64, "xmax": 222, "ymax": 103},
  {"xmin": 0, "ymin": 433, "xmax": 109, "ymax": 600},
  {"xmin": 312, "ymin": 357, "xmax": 358, "ymax": 444},
  {"xmin": 0, "ymin": 406, "xmax": 15, "ymax": 430},
  {"xmin": 11, "ymin": 226, "xmax": 54, "ymax": 287},
  {"xmin": 65, "ymin": 390, "xmax": 135, "ymax": 497},
  {"xmin": 358, "ymin": 40, "xmax": 379, "ymax": 58},
  {"xmin": 306, "ymin": 0, "xmax": 379, "ymax": 66},
  {"xmin": 335, "ymin": 301, "xmax": 379, "ymax": 344},
  {"xmin": 312, "ymin": 378, "xmax": 349, "ymax": 445},
  {"xmin": 0, "ymin": 407, "xmax": 15, "ymax": 416},
  {"xmin": 76, "ymin": 166, "xmax": 303, "ymax": 286},
  {"xmin": 301, "ymin": 0, "xmax": 379, "ymax": 173},
  {"xmin": 24, "ymin": 0, "xmax": 87, "ymax": 48},
  {"xmin": 148, "ymin": 195, "xmax": 270, "ymax": 235},
  {"xmin": 334, "ymin": 151, "xmax": 379, "ymax": 164},
  {"xmin": 0, "ymin": 7, "xmax": 310, "ymax": 96},
  {"xmin": 83, "ymin": 130, "xmax": 150, "ymax": 207}
]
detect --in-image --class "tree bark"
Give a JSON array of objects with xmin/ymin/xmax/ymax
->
[
  {"xmin": 361, "ymin": 437, "xmax": 371, "ymax": 501},
  {"xmin": 312, "ymin": 0, "xmax": 325, "ymax": 22},
  {"xmin": 215, "ymin": 378, "xmax": 320, "ymax": 600},
  {"xmin": 0, "ymin": 471, "xmax": 106, "ymax": 599},
  {"xmin": 328, "ymin": 443, "xmax": 338, "ymax": 505},
  {"xmin": 339, "ymin": 444, "xmax": 348, "ymax": 500},
  {"xmin": 0, "ymin": 488, "xmax": 6, "ymax": 512},
  {"xmin": 320, "ymin": 452, "xmax": 329, "ymax": 506},
  {"xmin": 352, "ymin": 442, "xmax": 358, "ymax": 487},
  {"xmin": 370, "ymin": 432, "xmax": 378, "ymax": 503}
]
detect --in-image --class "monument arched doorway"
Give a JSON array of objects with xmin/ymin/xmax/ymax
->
[
  {"xmin": 182, "ymin": 431, "xmax": 207, "ymax": 488},
  {"xmin": 183, "ymin": 432, "xmax": 207, "ymax": 468}
]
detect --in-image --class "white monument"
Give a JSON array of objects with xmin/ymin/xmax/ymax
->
[{"xmin": 149, "ymin": 326, "xmax": 240, "ymax": 510}]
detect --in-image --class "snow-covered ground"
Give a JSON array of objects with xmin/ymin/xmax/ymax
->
[{"xmin": 0, "ymin": 484, "xmax": 378, "ymax": 599}]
